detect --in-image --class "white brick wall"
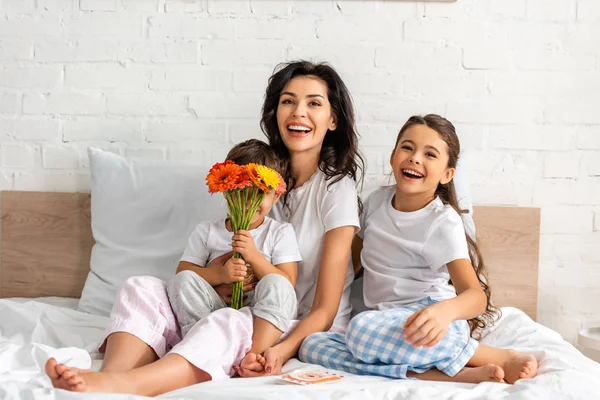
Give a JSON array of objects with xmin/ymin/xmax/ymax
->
[{"xmin": 0, "ymin": 0, "xmax": 599, "ymax": 343}]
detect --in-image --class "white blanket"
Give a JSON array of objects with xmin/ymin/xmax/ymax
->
[{"xmin": 1, "ymin": 297, "xmax": 599, "ymax": 399}]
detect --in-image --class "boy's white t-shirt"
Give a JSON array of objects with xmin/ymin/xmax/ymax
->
[
  {"xmin": 360, "ymin": 186, "xmax": 470, "ymax": 311},
  {"xmin": 180, "ymin": 216, "xmax": 302, "ymax": 267},
  {"xmin": 270, "ymin": 170, "xmax": 360, "ymax": 330}
]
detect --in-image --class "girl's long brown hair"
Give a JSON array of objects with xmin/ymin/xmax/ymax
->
[{"xmin": 395, "ymin": 114, "xmax": 501, "ymax": 337}]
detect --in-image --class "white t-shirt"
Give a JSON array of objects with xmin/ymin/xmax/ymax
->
[
  {"xmin": 180, "ymin": 216, "xmax": 302, "ymax": 267},
  {"xmin": 360, "ymin": 186, "xmax": 470, "ymax": 311},
  {"xmin": 269, "ymin": 170, "xmax": 360, "ymax": 330}
]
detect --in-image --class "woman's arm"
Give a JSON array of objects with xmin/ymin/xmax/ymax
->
[
  {"xmin": 272, "ymin": 225, "xmax": 356, "ymax": 363},
  {"xmin": 351, "ymin": 235, "xmax": 363, "ymax": 277}
]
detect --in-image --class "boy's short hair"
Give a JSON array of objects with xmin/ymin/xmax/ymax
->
[{"xmin": 226, "ymin": 139, "xmax": 282, "ymax": 173}]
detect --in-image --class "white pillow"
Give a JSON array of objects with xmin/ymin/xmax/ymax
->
[{"xmin": 78, "ymin": 148, "xmax": 226, "ymax": 316}]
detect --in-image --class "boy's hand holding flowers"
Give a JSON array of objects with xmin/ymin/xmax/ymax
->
[
  {"xmin": 231, "ymin": 230, "xmax": 260, "ymax": 265},
  {"xmin": 206, "ymin": 161, "xmax": 286, "ymax": 309}
]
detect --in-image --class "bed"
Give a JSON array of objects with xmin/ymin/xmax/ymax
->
[{"xmin": 1, "ymin": 191, "xmax": 599, "ymax": 399}]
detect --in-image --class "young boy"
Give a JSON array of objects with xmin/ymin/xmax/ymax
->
[{"xmin": 167, "ymin": 139, "xmax": 301, "ymax": 372}]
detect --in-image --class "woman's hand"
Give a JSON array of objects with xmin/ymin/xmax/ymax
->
[
  {"xmin": 220, "ymin": 257, "xmax": 247, "ymax": 285},
  {"xmin": 214, "ymin": 282, "xmax": 255, "ymax": 305},
  {"xmin": 233, "ymin": 345, "xmax": 286, "ymax": 377},
  {"xmin": 403, "ymin": 302, "xmax": 453, "ymax": 348}
]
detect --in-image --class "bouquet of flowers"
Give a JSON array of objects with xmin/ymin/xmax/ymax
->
[{"xmin": 206, "ymin": 161, "xmax": 286, "ymax": 309}]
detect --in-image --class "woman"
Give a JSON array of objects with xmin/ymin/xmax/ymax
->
[{"xmin": 45, "ymin": 60, "xmax": 364, "ymax": 395}]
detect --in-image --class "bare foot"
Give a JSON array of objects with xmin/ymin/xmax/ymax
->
[
  {"xmin": 502, "ymin": 351, "xmax": 538, "ymax": 384},
  {"xmin": 240, "ymin": 352, "xmax": 266, "ymax": 373},
  {"xmin": 45, "ymin": 358, "xmax": 92, "ymax": 390},
  {"xmin": 46, "ymin": 360, "xmax": 136, "ymax": 394},
  {"xmin": 454, "ymin": 364, "xmax": 506, "ymax": 384}
]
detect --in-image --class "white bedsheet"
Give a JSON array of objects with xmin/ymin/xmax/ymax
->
[{"xmin": 1, "ymin": 297, "xmax": 599, "ymax": 399}]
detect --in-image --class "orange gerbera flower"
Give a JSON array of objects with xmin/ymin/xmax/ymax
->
[
  {"xmin": 206, "ymin": 160, "xmax": 241, "ymax": 194},
  {"xmin": 246, "ymin": 163, "xmax": 269, "ymax": 192},
  {"xmin": 232, "ymin": 165, "xmax": 253, "ymax": 190}
]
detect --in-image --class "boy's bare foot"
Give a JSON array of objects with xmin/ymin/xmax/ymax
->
[
  {"xmin": 454, "ymin": 364, "xmax": 505, "ymax": 384},
  {"xmin": 45, "ymin": 358, "xmax": 92, "ymax": 390},
  {"xmin": 240, "ymin": 352, "xmax": 266, "ymax": 373},
  {"xmin": 502, "ymin": 351, "xmax": 538, "ymax": 384}
]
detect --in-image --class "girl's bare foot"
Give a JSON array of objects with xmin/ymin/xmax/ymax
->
[
  {"xmin": 454, "ymin": 364, "xmax": 505, "ymax": 384},
  {"xmin": 502, "ymin": 351, "xmax": 538, "ymax": 384},
  {"xmin": 240, "ymin": 352, "xmax": 266, "ymax": 373},
  {"xmin": 45, "ymin": 358, "xmax": 92, "ymax": 390}
]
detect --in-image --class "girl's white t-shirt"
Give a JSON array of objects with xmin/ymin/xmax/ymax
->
[
  {"xmin": 270, "ymin": 170, "xmax": 360, "ymax": 330},
  {"xmin": 360, "ymin": 186, "xmax": 470, "ymax": 311}
]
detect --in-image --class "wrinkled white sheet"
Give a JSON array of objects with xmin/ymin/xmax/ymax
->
[{"xmin": 1, "ymin": 297, "xmax": 599, "ymax": 400}]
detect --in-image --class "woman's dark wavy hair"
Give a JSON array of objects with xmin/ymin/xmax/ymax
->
[
  {"xmin": 260, "ymin": 60, "xmax": 364, "ymax": 205},
  {"xmin": 394, "ymin": 114, "xmax": 501, "ymax": 338}
]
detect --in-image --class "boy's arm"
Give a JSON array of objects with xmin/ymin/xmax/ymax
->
[
  {"xmin": 175, "ymin": 254, "xmax": 232, "ymax": 287},
  {"xmin": 232, "ymin": 230, "xmax": 298, "ymax": 285},
  {"xmin": 251, "ymin": 257, "xmax": 297, "ymax": 286},
  {"xmin": 175, "ymin": 261, "xmax": 221, "ymax": 286}
]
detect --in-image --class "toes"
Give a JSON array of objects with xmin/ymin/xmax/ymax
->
[
  {"xmin": 67, "ymin": 374, "xmax": 83, "ymax": 387},
  {"xmin": 45, "ymin": 358, "xmax": 60, "ymax": 380},
  {"xmin": 56, "ymin": 363, "xmax": 69, "ymax": 376},
  {"xmin": 62, "ymin": 369, "xmax": 76, "ymax": 380}
]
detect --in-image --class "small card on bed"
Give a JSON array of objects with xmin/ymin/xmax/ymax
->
[{"xmin": 280, "ymin": 369, "xmax": 344, "ymax": 385}]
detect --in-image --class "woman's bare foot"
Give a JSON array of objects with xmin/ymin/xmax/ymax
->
[
  {"xmin": 502, "ymin": 351, "xmax": 538, "ymax": 384},
  {"xmin": 45, "ymin": 358, "xmax": 92, "ymax": 390},
  {"xmin": 454, "ymin": 364, "xmax": 505, "ymax": 384},
  {"xmin": 240, "ymin": 352, "xmax": 266, "ymax": 373}
]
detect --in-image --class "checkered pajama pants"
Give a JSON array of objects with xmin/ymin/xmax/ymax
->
[{"xmin": 299, "ymin": 297, "xmax": 478, "ymax": 379}]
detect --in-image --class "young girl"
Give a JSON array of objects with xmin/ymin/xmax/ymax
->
[
  {"xmin": 167, "ymin": 139, "xmax": 302, "ymax": 372},
  {"xmin": 44, "ymin": 60, "xmax": 363, "ymax": 395},
  {"xmin": 300, "ymin": 114, "xmax": 539, "ymax": 384}
]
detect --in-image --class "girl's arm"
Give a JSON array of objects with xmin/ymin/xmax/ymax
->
[
  {"xmin": 443, "ymin": 258, "xmax": 487, "ymax": 320},
  {"xmin": 403, "ymin": 258, "xmax": 486, "ymax": 347},
  {"xmin": 259, "ymin": 225, "xmax": 355, "ymax": 371}
]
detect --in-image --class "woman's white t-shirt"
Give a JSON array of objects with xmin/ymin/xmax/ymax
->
[
  {"xmin": 270, "ymin": 170, "xmax": 360, "ymax": 330},
  {"xmin": 360, "ymin": 186, "xmax": 470, "ymax": 311}
]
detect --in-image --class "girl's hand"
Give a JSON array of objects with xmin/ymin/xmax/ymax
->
[
  {"xmin": 220, "ymin": 257, "xmax": 247, "ymax": 285},
  {"xmin": 231, "ymin": 230, "xmax": 261, "ymax": 265},
  {"xmin": 233, "ymin": 346, "xmax": 285, "ymax": 377},
  {"xmin": 403, "ymin": 303, "xmax": 453, "ymax": 348},
  {"xmin": 214, "ymin": 282, "xmax": 255, "ymax": 305}
]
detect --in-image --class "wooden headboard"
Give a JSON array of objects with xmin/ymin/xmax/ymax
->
[{"xmin": 0, "ymin": 191, "xmax": 540, "ymax": 320}]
